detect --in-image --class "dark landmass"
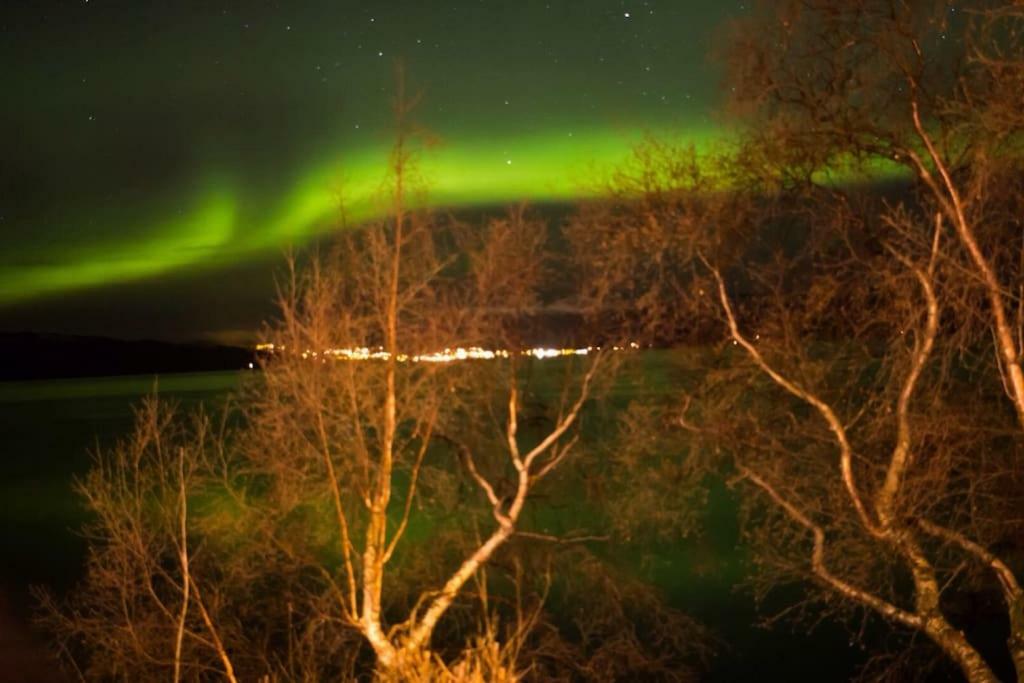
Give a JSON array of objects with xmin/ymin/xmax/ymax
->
[{"xmin": 0, "ymin": 332, "xmax": 255, "ymax": 381}]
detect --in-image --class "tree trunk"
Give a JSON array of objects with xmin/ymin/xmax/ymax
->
[
  {"xmin": 921, "ymin": 615, "xmax": 1000, "ymax": 683},
  {"xmin": 1009, "ymin": 595, "xmax": 1024, "ymax": 683},
  {"xmin": 907, "ymin": 547, "xmax": 1000, "ymax": 683}
]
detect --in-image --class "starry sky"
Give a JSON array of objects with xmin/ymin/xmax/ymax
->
[{"xmin": 0, "ymin": 1, "xmax": 739, "ymax": 342}]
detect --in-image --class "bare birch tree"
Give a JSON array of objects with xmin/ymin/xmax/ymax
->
[
  {"xmin": 40, "ymin": 73, "xmax": 706, "ymax": 681},
  {"xmin": 562, "ymin": 4, "xmax": 1024, "ymax": 679},
  {"xmin": 35, "ymin": 399, "xmax": 245, "ymax": 682},
  {"xmin": 679, "ymin": 2, "xmax": 1024, "ymax": 680}
]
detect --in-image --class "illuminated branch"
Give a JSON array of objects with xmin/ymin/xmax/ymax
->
[
  {"xmin": 907, "ymin": 87, "xmax": 1024, "ymax": 430},
  {"xmin": 383, "ymin": 406, "xmax": 438, "ymax": 564},
  {"xmin": 190, "ymin": 580, "xmax": 238, "ymax": 683},
  {"xmin": 521, "ymin": 358, "xmax": 599, "ymax": 472},
  {"xmin": 403, "ymin": 355, "xmax": 599, "ymax": 656},
  {"xmin": 707, "ymin": 261, "xmax": 879, "ymax": 536},
  {"xmin": 917, "ymin": 518, "xmax": 1022, "ymax": 599},
  {"xmin": 506, "ymin": 384, "xmax": 521, "ymax": 469},
  {"xmin": 534, "ymin": 432, "xmax": 580, "ymax": 482},
  {"xmin": 444, "ymin": 436, "xmax": 504, "ymax": 520},
  {"xmin": 314, "ymin": 405, "xmax": 359, "ymax": 622},
  {"xmin": 738, "ymin": 464, "xmax": 922, "ymax": 630},
  {"xmin": 875, "ymin": 217, "xmax": 940, "ymax": 528},
  {"xmin": 173, "ymin": 449, "xmax": 190, "ymax": 683}
]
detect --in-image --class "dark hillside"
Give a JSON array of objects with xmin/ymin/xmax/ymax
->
[{"xmin": 0, "ymin": 332, "xmax": 254, "ymax": 381}]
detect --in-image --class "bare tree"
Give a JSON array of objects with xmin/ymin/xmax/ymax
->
[
  {"xmin": 560, "ymin": 4, "xmax": 1024, "ymax": 679},
  {"xmin": 35, "ymin": 398, "xmax": 244, "ymax": 682},
  {"xmin": 239, "ymin": 74, "xmax": 612, "ymax": 678},
  {"xmin": 40, "ymin": 73, "xmax": 707, "ymax": 681},
  {"xmin": 669, "ymin": 2, "xmax": 1024, "ymax": 680}
]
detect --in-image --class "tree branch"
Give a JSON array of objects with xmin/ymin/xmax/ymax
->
[
  {"xmin": 738, "ymin": 464, "xmax": 922, "ymax": 630},
  {"xmin": 707, "ymin": 262, "xmax": 880, "ymax": 535}
]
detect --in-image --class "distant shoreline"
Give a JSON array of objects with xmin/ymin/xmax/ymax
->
[{"xmin": 0, "ymin": 332, "xmax": 256, "ymax": 382}]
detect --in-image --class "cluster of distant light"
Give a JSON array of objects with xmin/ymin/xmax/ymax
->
[{"xmin": 254, "ymin": 342, "xmax": 641, "ymax": 364}]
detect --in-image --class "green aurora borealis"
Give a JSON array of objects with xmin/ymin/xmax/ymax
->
[
  {"xmin": 1, "ymin": 126, "xmax": 722, "ymax": 305},
  {"xmin": 1, "ymin": 1, "xmax": 738, "ymax": 337}
]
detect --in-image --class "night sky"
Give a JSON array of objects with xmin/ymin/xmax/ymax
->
[{"xmin": 1, "ymin": 1, "xmax": 739, "ymax": 343}]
